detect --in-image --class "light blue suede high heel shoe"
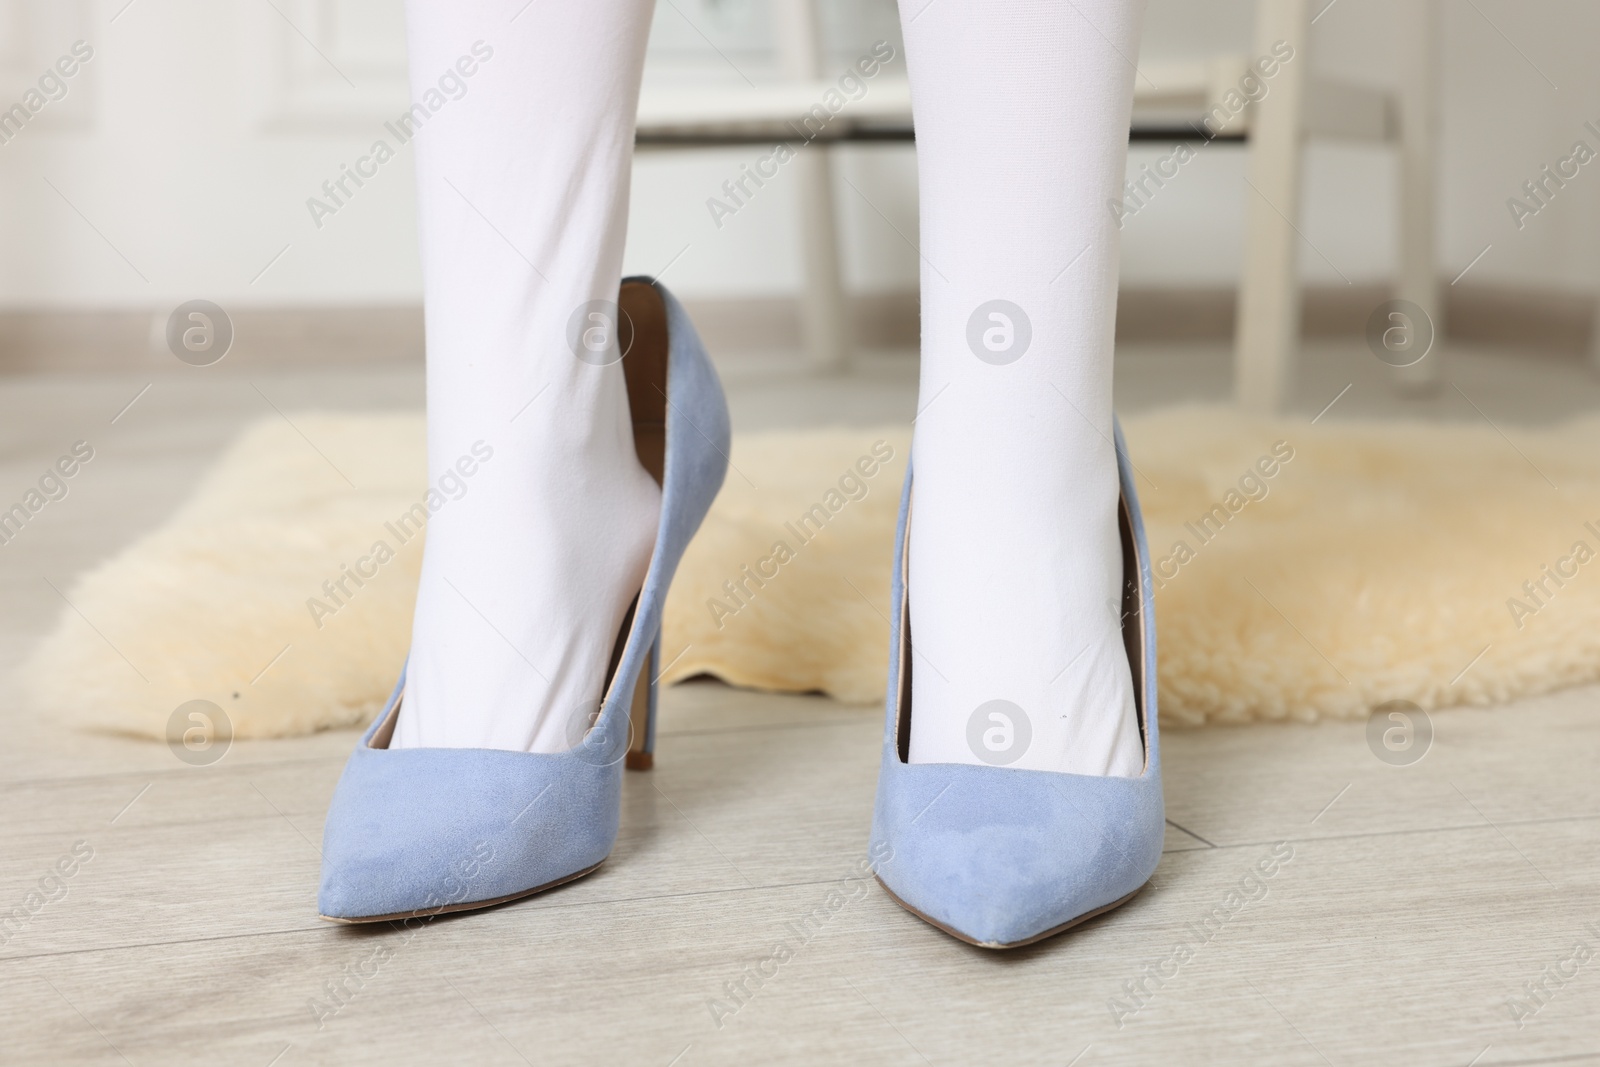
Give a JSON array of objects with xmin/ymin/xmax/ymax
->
[
  {"xmin": 869, "ymin": 419, "xmax": 1163, "ymax": 948},
  {"xmin": 318, "ymin": 277, "xmax": 729, "ymax": 922}
]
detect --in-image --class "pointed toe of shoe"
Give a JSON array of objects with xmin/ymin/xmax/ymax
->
[
  {"xmin": 318, "ymin": 745, "xmax": 620, "ymax": 921},
  {"xmin": 872, "ymin": 764, "xmax": 1163, "ymax": 948},
  {"xmin": 867, "ymin": 416, "xmax": 1165, "ymax": 948}
]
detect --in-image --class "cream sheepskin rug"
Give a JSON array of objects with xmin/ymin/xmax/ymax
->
[{"xmin": 21, "ymin": 408, "xmax": 1600, "ymax": 739}]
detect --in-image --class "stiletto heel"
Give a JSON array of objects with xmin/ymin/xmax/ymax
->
[
  {"xmin": 317, "ymin": 277, "xmax": 728, "ymax": 921},
  {"xmin": 869, "ymin": 417, "xmax": 1163, "ymax": 948},
  {"xmin": 625, "ymin": 634, "xmax": 659, "ymax": 771}
]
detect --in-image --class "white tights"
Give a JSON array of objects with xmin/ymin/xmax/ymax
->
[
  {"xmin": 395, "ymin": 0, "xmax": 1146, "ymax": 779},
  {"xmin": 394, "ymin": 0, "xmax": 660, "ymax": 751},
  {"xmin": 900, "ymin": 0, "xmax": 1145, "ymax": 775}
]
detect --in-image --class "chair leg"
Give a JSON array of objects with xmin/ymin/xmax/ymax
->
[
  {"xmin": 1393, "ymin": 0, "xmax": 1441, "ymax": 393},
  {"xmin": 1235, "ymin": 0, "xmax": 1311, "ymax": 413},
  {"xmin": 774, "ymin": 0, "xmax": 850, "ymax": 372},
  {"xmin": 795, "ymin": 148, "xmax": 851, "ymax": 372}
]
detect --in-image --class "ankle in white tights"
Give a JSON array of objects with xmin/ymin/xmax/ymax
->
[
  {"xmin": 901, "ymin": 0, "xmax": 1146, "ymax": 776},
  {"xmin": 394, "ymin": 0, "xmax": 660, "ymax": 751}
]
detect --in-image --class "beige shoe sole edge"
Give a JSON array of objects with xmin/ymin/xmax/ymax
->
[
  {"xmin": 875, "ymin": 874, "xmax": 1144, "ymax": 950},
  {"xmin": 318, "ymin": 859, "xmax": 606, "ymax": 925}
]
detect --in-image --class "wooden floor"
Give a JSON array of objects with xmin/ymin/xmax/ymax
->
[{"xmin": 2, "ymin": 340, "xmax": 1598, "ymax": 1066}]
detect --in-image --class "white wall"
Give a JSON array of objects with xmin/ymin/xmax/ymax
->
[
  {"xmin": 0, "ymin": 0, "xmax": 1594, "ymax": 310},
  {"xmin": 1123, "ymin": 0, "xmax": 1600, "ymax": 292}
]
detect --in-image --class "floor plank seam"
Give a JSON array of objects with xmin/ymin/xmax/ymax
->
[
  {"xmin": 8, "ymin": 810, "xmax": 335, "ymax": 839},
  {"xmin": 1164, "ymin": 818, "xmax": 1217, "ymax": 847},
  {"xmin": 657, "ymin": 717, "xmax": 878, "ymax": 740},
  {"xmin": 1473, "ymin": 1051, "xmax": 1600, "ymax": 1067},
  {"xmin": 0, "ymin": 753, "xmax": 351, "ymax": 791},
  {"xmin": 1172, "ymin": 809, "xmax": 1600, "ymax": 852},
  {"xmin": 0, "ymin": 875, "xmax": 868, "ymax": 963}
]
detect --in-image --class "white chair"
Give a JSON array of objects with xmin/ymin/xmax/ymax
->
[
  {"xmin": 1228, "ymin": 0, "xmax": 1439, "ymax": 410},
  {"xmin": 636, "ymin": 0, "xmax": 912, "ymax": 373},
  {"xmin": 636, "ymin": 0, "xmax": 1439, "ymax": 411}
]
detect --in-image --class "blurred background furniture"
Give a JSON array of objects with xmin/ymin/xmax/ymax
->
[
  {"xmin": 636, "ymin": 0, "xmax": 1441, "ymax": 411},
  {"xmin": 636, "ymin": 0, "xmax": 912, "ymax": 373},
  {"xmin": 12, "ymin": 0, "xmax": 1587, "ymax": 391},
  {"xmin": 1231, "ymin": 0, "xmax": 1440, "ymax": 410}
]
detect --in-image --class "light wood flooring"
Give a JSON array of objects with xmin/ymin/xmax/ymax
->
[{"xmin": 1, "ymin": 339, "xmax": 1598, "ymax": 1065}]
